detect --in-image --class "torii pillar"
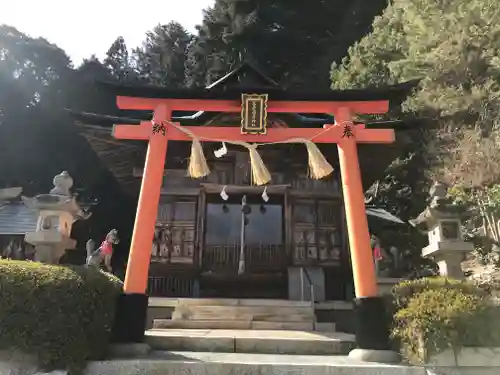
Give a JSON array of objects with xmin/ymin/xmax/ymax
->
[
  {"xmin": 111, "ymin": 104, "xmax": 171, "ymax": 343},
  {"xmin": 336, "ymin": 107, "xmax": 398, "ymax": 362}
]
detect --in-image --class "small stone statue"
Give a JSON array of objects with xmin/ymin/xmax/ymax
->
[{"xmin": 86, "ymin": 229, "xmax": 119, "ymax": 272}]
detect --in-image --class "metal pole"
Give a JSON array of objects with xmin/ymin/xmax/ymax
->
[{"xmin": 238, "ymin": 195, "xmax": 246, "ymax": 275}]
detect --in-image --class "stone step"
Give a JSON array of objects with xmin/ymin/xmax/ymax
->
[
  {"xmin": 153, "ymin": 320, "xmax": 336, "ymax": 332},
  {"xmin": 177, "ymin": 304, "xmax": 314, "ymax": 314},
  {"xmin": 174, "ymin": 305, "xmax": 314, "ymax": 320},
  {"xmin": 145, "ymin": 329, "xmax": 355, "ymax": 355},
  {"xmin": 172, "ymin": 298, "xmax": 312, "ymax": 308},
  {"xmin": 88, "ymin": 351, "xmax": 425, "ymax": 375},
  {"xmin": 153, "ymin": 319, "xmax": 316, "ymax": 331},
  {"xmin": 172, "ymin": 310, "xmax": 313, "ymax": 322},
  {"xmin": 314, "ymin": 322, "xmax": 337, "ymax": 332}
]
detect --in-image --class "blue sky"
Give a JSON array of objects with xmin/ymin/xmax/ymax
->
[{"xmin": 0, "ymin": 0, "xmax": 214, "ymax": 65}]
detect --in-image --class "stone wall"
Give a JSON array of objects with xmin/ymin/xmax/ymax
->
[{"xmin": 426, "ymin": 347, "xmax": 500, "ymax": 375}]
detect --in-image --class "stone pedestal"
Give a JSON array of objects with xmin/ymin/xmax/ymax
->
[{"xmin": 422, "ymin": 240, "xmax": 474, "ymax": 279}]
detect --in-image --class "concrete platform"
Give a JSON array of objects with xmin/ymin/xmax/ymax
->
[
  {"xmin": 85, "ymin": 351, "xmax": 426, "ymax": 375},
  {"xmin": 146, "ymin": 329, "xmax": 355, "ymax": 355}
]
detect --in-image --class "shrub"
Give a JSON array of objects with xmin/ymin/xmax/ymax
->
[
  {"xmin": 391, "ymin": 280, "xmax": 500, "ymax": 364},
  {"xmin": 392, "ymin": 277, "xmax": 485, "ymax": 309},
  {"xmin": 0, "ymin": 259, "xmax": 123, "ymax": 370}
]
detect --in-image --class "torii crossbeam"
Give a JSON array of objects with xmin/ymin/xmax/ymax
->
[{"xmin": 111, "ymin": 94, "xmax": 397, "ymax": 357}]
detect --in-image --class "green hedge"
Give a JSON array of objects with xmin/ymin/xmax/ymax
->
[
  {"xmin": 0, "ymin": 259, "xmax": 122, "ymax": 370},
  {"xmin": 391, "ymin": 277, "xmax": 500, "ymax": 364}
]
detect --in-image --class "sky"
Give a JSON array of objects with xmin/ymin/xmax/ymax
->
[{"xmin": 0, "ymin": 0, "xmax": 214, "ymax": 66}]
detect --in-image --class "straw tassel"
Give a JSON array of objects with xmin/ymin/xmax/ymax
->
[
  {"xmin": 305, "ymin": 141, "xmax": 334, "ymax": 180},
  {"xmin": 248, "ymin": 144, "xmax": 272, "ymax": 186},
  {"xmin": 188, "ymin": 138, "xmax": 210, "ymax": 178}
]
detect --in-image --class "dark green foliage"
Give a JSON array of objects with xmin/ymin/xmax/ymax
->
[
  {"xmin": 133, "ymin": 22, "xmax": 192, "ymax": 87},
  {"xmin": 103, "ymin": 37, "xmax": 137, "ymax": 83},
  {"xmin": 0, "ymin": 260, "xmax": 122, "ymax": 369},
  {"xmin": 186, "ymin": 0, "xmax": 388, "ymax": 89}
]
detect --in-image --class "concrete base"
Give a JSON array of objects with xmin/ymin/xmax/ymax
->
[
  {"xmin": 349, "ymin": 349, "xmax": 401, "ymax": 364},
  {"xmin": 112, "ymin": 293, "xmax": 149, "ymax": 343},
  {"xmin": 84, "ymin": 351, "xmax": 426, "ymax": 375}
]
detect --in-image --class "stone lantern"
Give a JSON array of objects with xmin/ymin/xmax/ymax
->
[
  {"xmin": 22, "ymin": 171, "xmax": 91, "ymax": 264},
  {"xmin": 410, "ymin": 182, "xmax": 473, "ymax": 279}
]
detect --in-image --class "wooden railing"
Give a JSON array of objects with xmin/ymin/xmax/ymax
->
[
  {"xmin": 147, "ymin": 275, "xmax": 195, "ymax": 297},
  {"xmin": 202, "ymin": 244, "xmax": 288, "ymax": 273}
]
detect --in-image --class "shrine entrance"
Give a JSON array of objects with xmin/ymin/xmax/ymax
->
[
  {"xmin": 100, "ymin": 75, "xmax": 415, "ymax": 355},
  {"xmin": 201, "ymin": 192, "xmax": 288, "ymax": 299}
]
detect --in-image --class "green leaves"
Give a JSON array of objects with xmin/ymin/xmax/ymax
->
[
  {"xmin": 391, "ymin": 277, "xmax": 500, "ymax": 364},
  {"xmin": 331, "ymin": 0, "xmax": 500, "ymax": 266},
  {"xmin": 332, "ymin": 0, "xmax": 500, "ymax": 121}
]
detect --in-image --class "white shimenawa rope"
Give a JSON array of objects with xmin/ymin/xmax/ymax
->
[{"xmin": 152, "ymin": 120, "xmax": 354, "ymax": 185}]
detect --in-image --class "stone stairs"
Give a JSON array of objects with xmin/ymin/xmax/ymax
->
[
  {"xmin": 148, "ymin": 298, "xmax": 353, "ymax": 356},
  {"xmin": 88, "ymin": 351, "xmax": 426, "ymax": 375},
  {"xmin": 145, "ymin": 328, "xmax": 355, "ymax": 355},
  {"xmin": 153, "ymin": 298, "xmax": 335, "ymax": 332}
]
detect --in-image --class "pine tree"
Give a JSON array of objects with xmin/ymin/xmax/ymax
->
[
  {"xmin": 103, "ymin": 36, "xmax": 135, "ymax": 82},
  {"xmin": 132, "ymin": 22, "xmax": 192, "ymax": 88}
]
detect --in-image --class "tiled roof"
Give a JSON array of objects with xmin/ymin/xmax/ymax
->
[{"xmin": 0, "ymin": 202, "xmax": 38, "ymax": 235}]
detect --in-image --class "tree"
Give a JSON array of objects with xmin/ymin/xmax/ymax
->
[
  {"xmin": 0, "ymin": 25, "xmax": 73, "ymax": 189},
  {"xmin": 437, "ymin": 129, "xmax": 500, "ymax": 262},
  {"xmin": 186, "ymin": 0, "xmax": 389, "ymax": 89},
  {"xmin": 0, "ymin": 25, "xmax": 135, "ymax": 266},
  {"xmin": 331, "ymin": 0, "xmax": 500, "ymax": 264},
  {"xmin": 103, "ymin": 36, "xmax": 137, "ymax": 82},
  {"xmin": 132, "ymin": 22, "xmax": 192, "ymax": 87},
  {"xmin": 0, "ymin": 25, "xmax": 72, "ymax": 112}
]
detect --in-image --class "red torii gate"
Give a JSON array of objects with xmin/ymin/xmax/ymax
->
[{"xmin": 111, "ymin": 93, "xmax": 396, "ymax": 355}]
